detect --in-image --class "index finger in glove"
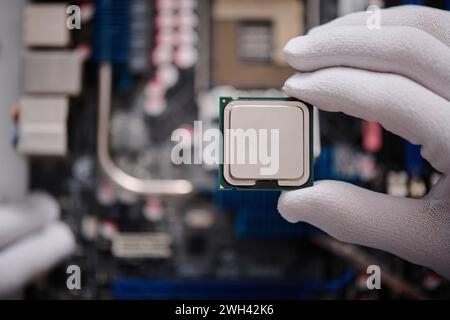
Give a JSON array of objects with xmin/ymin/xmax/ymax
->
[
  {"xmin": 284, "ymin": 26, "xmax": 450, "ymax": 101},
  {"xmin": 283, "ymin": 68, "xmax": 450, "ymax": 174},
  {"xmin": 310, "ymin": 5, "xmax": 450, "ymax": 47}
]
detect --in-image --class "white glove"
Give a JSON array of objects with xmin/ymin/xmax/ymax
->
[
  {"xmin": 0, "ymin": 193, "xmax": 75, "ymax": 296},
  {"xmin": 278, "ymin": 5, "xmax": 450, "ymax": 278}
]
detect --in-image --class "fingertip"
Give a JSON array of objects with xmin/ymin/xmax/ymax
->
[
  {"xmin": 283, "ymin": 36, "xmax": 313, "ymax": 70},
  {"xmin": 28, "ymin": 192, "xmax": 60, "ymax": 220},
  {"xmin": 282, "ymin": 36, "xmax": 301, "ymax": 58},
  {"xmin": 281, "ymin": 80, "xmax": 294, "ymax": 98},
  {"xmin": 277, "ymin": 181, "xmax": 350, "ymax": 225},
  {"xmin": 277, "ymin": 191, "xmax": 303, "ymax": 223},
  {"xmin": 282, "ymin": 73, "xmax": 300, "ymax": 90},
  {"xmin": 282, "ymin": 73, "xmax": 313, "ymax": 101}
]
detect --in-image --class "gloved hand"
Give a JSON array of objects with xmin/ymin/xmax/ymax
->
[
  {"xmin": 278, "ymin": 5, "xmax": 450, "ymax": 278},
  {"xmin": 0, "ymin": 193, "xmax": 75, "ymax": 296}
]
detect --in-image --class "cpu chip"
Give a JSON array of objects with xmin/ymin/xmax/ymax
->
[{"xmin": 219, "ymin": 97, "xmax": 314, "ymax": 190}]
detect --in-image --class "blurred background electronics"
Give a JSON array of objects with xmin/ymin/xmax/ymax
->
[{"xmin": 1, "ymin": 0, "xmax": 449, "ymax": 299}]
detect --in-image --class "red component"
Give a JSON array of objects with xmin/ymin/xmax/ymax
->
[{"xmin": 362, "ymin": 121, "xmax": 382, "ymax": 153}]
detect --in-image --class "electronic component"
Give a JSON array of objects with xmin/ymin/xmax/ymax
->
[
  {"xmin": 23, "ymin": 51, "xmax": 83, "ymax": 95},
  {"xmin": 17, "ymin": 95, "xmax": 69, "ymax": 156},
  {"xmin": 211, "ymin": 0, "xmax": 305, "ymax": 88},
  {"xmin": 219, "ymin": 97, "xmax": 313, "ymax": 190},
  {"xmin": 129, "ymin": 0, "xmax": 152, "ymax": 73},
  {"xmin": 93, "ymin": 0, "xmax": 130, "ymax": 63},
  {"xmin": 238, "ymin": 21, "xmax": 273, "ymax": 62},
  {"xmin": 23, "ymin": 4, "xmax": 70, "ymax": 47},
  {"xmin": 111, "ymin": 232, "xmax": 172, "ymax": 259}
]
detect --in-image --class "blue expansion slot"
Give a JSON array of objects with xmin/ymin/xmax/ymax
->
[{"xmin": 112, "ymin": 273, "xmax": 355, "ymax": 299}]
